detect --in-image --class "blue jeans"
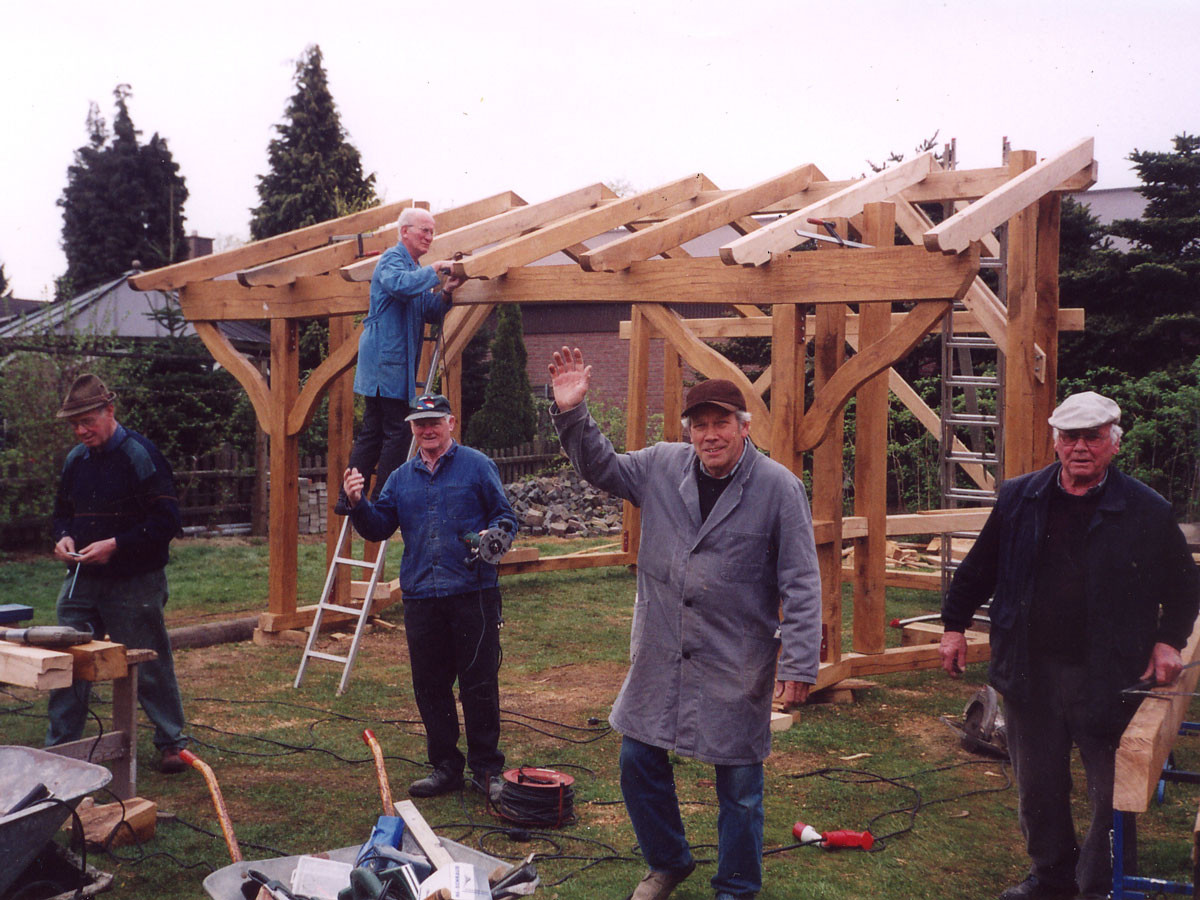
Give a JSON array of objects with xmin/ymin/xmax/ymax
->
[
  {"xmin": 46, "ymin": 568, "xmax": 187, "ymax": 753},
  {"xmin": 620, "ymin": 735, "xmax": 764, "ymax": 897}
]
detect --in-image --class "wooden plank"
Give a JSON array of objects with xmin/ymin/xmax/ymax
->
[
  {"xmin": 453, "ymin": 175, "xmax": 705, "ymax": 280},
  {"xmin": 130, "ymin": 200, "xmax": 418, "ymax": 291},
  {"xmin": 453, "ymin": 245, "xmax": 979, "ymax": 308},
  {"xmin": 1033, "ymin": 193, "xmax": 1062, "ymax": 468},
  {"xmin": 0, "ymin": 643, "xmax": 73, "ymax": 689},
  {"xmin": 67, "ymin": 640, "xmax": 127, "ymax": 682},
  {"xmin": 852, "ymin": 202, "xmax": 894, "ymax": 656},
  {"xmin": 580, "ymin": 164, "xmax": 817, "ymax": 272},
  {"xmin": 396, "ymin": 799, "xmax": 456, "ymax": 869},
  {"xmin": 797, "ymin": 299, "xmax": 953, "ymax": 451},
  {"xmin": 340, "ymin": 185, "xmax": 605, "ymax": 282},
  {"xmin": 900, "ymin": 621, "xmax": 989, "ymax": 646},
  {"xmin": 1003, "ymin": 151, "xmax": 1040, "ymax": 478},
  {"xmin": 496, "ymin": 550, "xmax": 632, "ymax": 576},
  {"xmin": 924, "ymin": 138, "xmax": 1095, "ymax": 253},
  {"xmin": 237, "ymin": 234, "xmax": 392, "ymax": 287},
  {"xmin": 70, "ymin": 797, "xmax": 157, "ymax": 848},
  {"xmin": 836, "ymin": 639, "xmax": 990, "ymax": 679},
  {"xmin": 720, "ymin": 153, "xmax": 937, "ymax": 266},
  {"xmin": 1114, "ymin": 616, "xmax": 1200, "ymax": 812},
  {"xmin": 500, "ymin": 546, "xmax": 539, "ymax": 564},
  {"xmin": 640, "ymin": 304, "xmax": 772, "ymax": 447},
  {"xmin": 267, "ymin": 319, "xmax": 300, "ymax": 620}
]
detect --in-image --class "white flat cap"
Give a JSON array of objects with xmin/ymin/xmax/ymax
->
[{"xmin": 1048, "ymin": 391, "xmax": 1121, "ymax": 430}]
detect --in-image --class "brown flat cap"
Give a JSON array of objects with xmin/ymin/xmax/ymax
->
[
  {"xmin": 57, "ymin": 374, "xmax": 116, "ymax": 419},
  {"xmin": 682, "ymin": 379, "xmax": 746, "ymax": 417}
]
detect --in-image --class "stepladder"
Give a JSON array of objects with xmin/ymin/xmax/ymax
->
[{"xmin": 293, "ymin": 514, "xmax": 390, "ymax": 695}]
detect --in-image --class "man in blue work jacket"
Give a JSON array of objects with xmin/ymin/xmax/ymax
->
[
  {"xmin": 335, "ymin": 207, "xmax": 463, "ymax": 514},
  {"xmin": 343, "ymin": 394, "xmax": 516, "ymax": 801},
  {"xmin": 941, "ymin": 391, "xmax": 1199, "ymax": 900},
  {"xmin": 47, "ymin": 374, "xmax": 189, "ymax": 774}
]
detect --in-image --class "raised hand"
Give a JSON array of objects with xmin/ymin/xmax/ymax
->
[{"xmin": 548, "ymin": 346, "xmax": 592, "ymax": 412}]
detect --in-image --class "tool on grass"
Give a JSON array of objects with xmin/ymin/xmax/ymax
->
[
  {"xmin": 792, "ymin": 821, "xmax": 875, "ymax": 850},
  {"xmin": 0, "ymin": 625, "xmax": 93, "ymax": 648},
  {"xmin": 179, "ymin": 749, "xmax": 242, "ymax": 863},
  {"xmin": 488, "ymin": 853, "xmax": 538, "ymax": 898},
  {"xmin": 361, "ymin": 729, "xmax": 395, "ymax": 815},
  {"xmin": 938, "ymin": 685, "xmax": 1008, "ymax": 758},
  {"xmin": 461, "ymin": 520, "xmax": 516, "ymax": 567},
  {"xmin": 242, "ymin": 868, "xmax": 314, "ymax": 900}
]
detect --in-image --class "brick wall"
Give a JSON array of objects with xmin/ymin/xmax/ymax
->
[{"xmin": 523, "ymin": 332, "xmax": 672, "ymax": 415}]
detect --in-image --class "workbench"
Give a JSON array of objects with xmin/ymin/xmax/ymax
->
[{"xmin": 0, "ymin": 640, "xmax": 156, "ymax": 801}]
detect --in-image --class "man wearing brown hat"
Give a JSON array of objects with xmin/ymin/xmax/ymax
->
[
  {"xmin": 548, "ymin": 348, "xmax": 821, "ymax": 900},
  {"xmin": 941, "ymin": 390, "xmax": 1199, "ymax": 900},
  {"xmin": 47, "ymin": 374, "xmax": 188, "ymax": 773}
]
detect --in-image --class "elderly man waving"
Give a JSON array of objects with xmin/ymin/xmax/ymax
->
[{"xmin": 549, "ymin": 347, "xmax": 821, "ymax": 900}]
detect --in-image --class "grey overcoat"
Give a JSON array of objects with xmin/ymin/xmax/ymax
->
[{"xmin": 554, "ymin": 402, "xmax": 822, "ymax": 765}]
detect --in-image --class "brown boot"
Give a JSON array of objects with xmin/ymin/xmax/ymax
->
[{"xmin": 626, "ymin": 860, "xmax": 696, "ymax": 900}]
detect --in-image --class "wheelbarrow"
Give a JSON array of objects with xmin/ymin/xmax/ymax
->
[{"xmin": 0, "ymin": 745, "xmax": 113, "ymax": 897}]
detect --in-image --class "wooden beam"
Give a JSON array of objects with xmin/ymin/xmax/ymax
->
[
  {"xmin": 623, "ymin": 308, "xmax": 650, "ymax": 565},
  {"xmin": 130, "ymin": 199, "xmax": 419, "ymax": 291},
  {"xmin": 580, "ymin": 164, "xmax": 817, "ymax": 272},
  {"xmin": 181, "ymin": 279, "xmax": 369, "ymax": 320},
  {"xmin": 924, "ymin": 138, "xmax": 1095, "ymax": 253},
  {"xmin": 852, "ymin": 203, "xmax": 894, "ymax": 656},
  {"xmin": 236, "ymin": 234, "xmax": 391, "ymax": 287},
  {"xmin": 1002, "ymin": 151, "xmax": 1040, "ymax": 478},
  {"xmin": 66, "ymin": 640, "xmax": 128, "ymax": 681},
  {"xmin": 639, "ymin": 304, "xmax": 772, "ymax": 447},
  {"xmin": 663, "ymin": 343, "xmax": 683, "ymax": 442},
  {"xmin": 453, "ymin": 245, "xmax": 981, "ymax": 307},
  {"xmin": 497, "ymin": 550, "xmax": 633, "ymax": 576},
  {"xmin": 797, "ymin": 299, "xmax": 953, "ymax": 451},
  {"xmin": 815, "ymin": 638, "xmax": 990, "ymax": 687},
  {"xmin": 0, "ymin": 643, "xmax": 73, "ymax": 689},
  {"xmin": 720, "ymin": 153, "xmax": 937, "ymax": 266},
  {"xmin": 769, "ymin": 304, "xmax": 803, "ymax": 465},
  {"xmin": 340, "ymin": 184, "xmax": 605, "ymax": 282},
  {"xmin": 1114, "ymin": 616, "xmax": 1200, "ymax": 812},
  {"xmin": 192, "ymin": 322, "xmax": 271, "ymax": 430},
  {"xmin": 452, "ymin": 174, "xmax": 705, "ymax": 280},
  {"xmin": 327, "ymin": 315, "xmax": 355, "ymax": 608},
  {"xmin": 1033, "ymin": 193, "xmax": 1062, "ymax": 467},
  {"xmin": 267, "ymin": 319, "xmax": 300, "ymax": 620}
]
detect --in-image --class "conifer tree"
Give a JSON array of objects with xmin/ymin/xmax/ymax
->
[
  {"xmin": 465, "ymin": 305, "xmax": 536, "ymax": 449},
  {"xmin": 57, "ymin": 85, "xmax": 188, "ymax": 297},
  {"xmin": 249, "ymin": 44, "xmax": 377, "ymax": 240}
]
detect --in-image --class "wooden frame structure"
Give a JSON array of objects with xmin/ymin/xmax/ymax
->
[{"xmin": 131, "ymin": 137, "xmax": 1096, "ymax": 683}]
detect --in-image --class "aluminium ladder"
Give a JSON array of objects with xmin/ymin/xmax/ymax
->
[{"xmin": 294, "ymin": 325, "xmax": 445, "ymax": 695}]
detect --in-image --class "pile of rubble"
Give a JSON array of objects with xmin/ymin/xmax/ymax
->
[{"xmin": 504, "ymin": 471, "xmax": 623, "ymax": 537}]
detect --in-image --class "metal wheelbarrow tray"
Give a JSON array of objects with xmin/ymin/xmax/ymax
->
[{"xmin": 0, "ymin": 745, "xmax": 113, "ymax": 897}]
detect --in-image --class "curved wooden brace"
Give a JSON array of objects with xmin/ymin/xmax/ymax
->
[
  {"xmin": 442, "ymin": 303, "xmax": 495, "ymax": 364},
  {"xmin": 287, "ymin": 321, "xmax": 365, "ymax": 436},
  {"xmin": 796, "ymin": 300, "xmax": 950, "ymax": 451},
  {"xmin": 639, "ymin": 304, "xmax": 772, "ymax": 445},
  {"xmin": 193, "ymin": 321, "xmax": 271, "ymax": 432}
]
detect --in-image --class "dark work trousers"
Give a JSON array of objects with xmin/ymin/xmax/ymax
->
[
  {"xmin": 345, "ymin": 395, "xmax": 412, "ymax": 501},
  {"xmin": 1003, "ymin": 656, "xmax": 1126, "ymax": 897},
  {"xmin": 403, "ymin": 587, "xmax": 505, "ymax": 778}
]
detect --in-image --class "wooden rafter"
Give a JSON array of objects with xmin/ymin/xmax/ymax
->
[
  {"xmin": 719, "ymin": 153, "xmax": 937, "ymax": 266},
  {"xmin": 924, "ymin": 138, "xmax": 1095, "ymax": 253},
  {"xmin": 129, "ymin": 200, "xmax": 420, "ymax": 291},
  {"xmin": 340, "ymin": 185, "xmax": 605, "ymax": 282},
  {"xmin": 451, "ymin": 174, "xmax": 706, "ymax": 280},
  {"xmin": 580, "ymin": 164, "xmax": 817, "ymax": 272}
]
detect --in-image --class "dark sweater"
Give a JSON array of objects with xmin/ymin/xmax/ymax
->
[{"xmin": 52, "ymin": 425, "xmax": 181, "ymax": 578}]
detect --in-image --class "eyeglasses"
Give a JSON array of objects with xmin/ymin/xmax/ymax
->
[
  {"xmin": 404, "ymin": 226, "xmax": 434, "ymax": 237},
  {"xmin": 1057, "ymin": 429, "xmax": 1110, "ymax": 447}
]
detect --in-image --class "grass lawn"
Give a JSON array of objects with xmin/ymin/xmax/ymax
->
[{"xmin": 2, "ymin": 535, "xmax": 1198, "ymax": 899}]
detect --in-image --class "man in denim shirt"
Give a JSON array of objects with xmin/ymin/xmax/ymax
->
[
  {"xmin": 343, "ymin": 394, "xmax": 516, "ymax": 801},
  {"xmin": 335, "ymin": 208, "xmax": 464, "ymax": 514}
]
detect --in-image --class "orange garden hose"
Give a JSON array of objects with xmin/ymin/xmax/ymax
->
[
  {"xmin": 361, "ymin": 729, "xmax": 395, "ymax": 815},
  {"xmin": 180, "ymin": 749, "xmax": 242, "ymax": 863}
]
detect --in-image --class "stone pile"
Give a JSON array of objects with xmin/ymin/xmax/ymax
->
[{"xmin": 504, "ymin": 470, "xmax": 623, "ymax": 538}]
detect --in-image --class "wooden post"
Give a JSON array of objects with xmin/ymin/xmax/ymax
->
[
  {"xmin": 327, "ymin": 315, "xmax": 355, "ymax": 606},
  {"xmin": 1033, "ymin": 193, "xmax": 1062, "ymax": 468},
  {"xmin": 851, "ymin": 202, "xmax": 894, "ymax": 655},
  {"xmin": 663, "ymin": 343, "xmax": 683, "ymax": 442},
  {"xmin": 623, "ymin": 307, "xmax": 650, "ymax": 562},
  {"xmin": 1003, "ymin": 150, "xmax": 1039, "ymax": 478},
  {"xmin": 266, "ymin": 319, "xmax": 300, "ymax": 622},
  {"xmin": 251, "ymin": 359, "xmax": 269, "ymax": 536},
  {"xmin": 770, "ymin": 304, "xmax": 802, "ymax": 468},
  {"xmin": 810, "ymin": 222, "xmax": 848, "ymax": 665}
]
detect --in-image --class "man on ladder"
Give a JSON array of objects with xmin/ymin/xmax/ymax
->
[
  {"xmin": 343, "ymin": 394, "xmax": 517, "ymax": 801},
  {"xmin": 334, "ymin": 207, "xmax": 463, "ymax": 514}
]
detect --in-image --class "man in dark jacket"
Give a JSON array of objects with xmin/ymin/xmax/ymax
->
[
  {"xmin": 46, "ymin": 374, "xmax": 188, "ymax": 773},
  {"xmin": 941, "ymin": 390, "xmax": 1199, "ymax": 900},
  {"xmin": 343, "ymin": 394, "xmax": 517, "ymax": 802}
]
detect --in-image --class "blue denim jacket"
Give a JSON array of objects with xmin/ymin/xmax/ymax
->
[
  {"xmin": 349, "ymin": 442, "xmax": 517, "ymax": 598},
  {"xmin": 353, "ymin": 242, "xmax": 446, "ymax": 399}
]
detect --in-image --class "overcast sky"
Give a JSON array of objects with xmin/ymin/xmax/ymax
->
[{"xmin": 3, "ymin": 0, "xmax": 1197, "ymax": 299}]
